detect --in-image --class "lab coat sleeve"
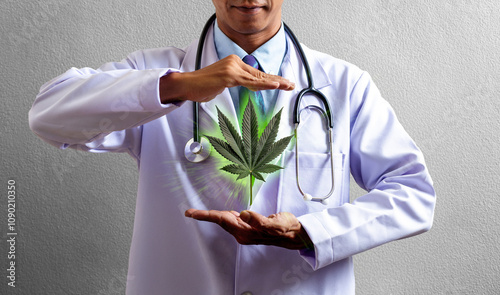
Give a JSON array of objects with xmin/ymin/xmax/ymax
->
[
  {"xmin": 28, "ymin": 49, "xmax": 184, "ymax": 156},
  {"xmin": 297, "ymin": 71, "xmax": 436, "ymax": 270}
]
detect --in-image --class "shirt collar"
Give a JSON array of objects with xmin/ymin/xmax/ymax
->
[{"xmin": 213, "ymin": 20, "xmax": 287, "ymax": 76}]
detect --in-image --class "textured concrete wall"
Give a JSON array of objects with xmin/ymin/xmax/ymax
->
[{"xmin": 1, "ymin": 0, "xmax": 499, "ymax": 294}]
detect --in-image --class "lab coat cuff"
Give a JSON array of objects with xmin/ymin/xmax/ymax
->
[
  {"xmin": 297, "ymin": 213, "xmax": 335, "ymax": 270},
  {"xmin": 140, "ymin": 68, "xmax": 184, "ymax": 111}
]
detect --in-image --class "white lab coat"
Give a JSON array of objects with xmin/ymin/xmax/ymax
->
[{"xmin": 29, "ymin": 25, "xmax": 436, "ymax": 295}]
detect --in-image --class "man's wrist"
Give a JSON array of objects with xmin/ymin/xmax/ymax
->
[
  {"xmin": 159, "ymin": 72, "xmax": 186, "ymax": 104},
  {"xmin": 297, "ymin": 225, "xmax": 314, "ymax": 250}
]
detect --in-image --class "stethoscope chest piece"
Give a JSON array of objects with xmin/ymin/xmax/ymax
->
[{"xmin": 184, "ymin": 137, "xmax": 211, "ymax": 163}]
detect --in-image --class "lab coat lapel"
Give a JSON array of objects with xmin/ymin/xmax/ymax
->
[{"xmin": 180, "ymin": 25, "xmax": 239, "ymax": 130}]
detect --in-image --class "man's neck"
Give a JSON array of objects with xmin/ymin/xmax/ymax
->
[{"xmin": 217, "ymin": 22, "xmax": 282, "ymax": 54}]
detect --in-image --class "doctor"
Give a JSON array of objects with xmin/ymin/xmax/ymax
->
[{"xmin": 29, "ymin": 0, "xmax": 436, "ymax": 294}]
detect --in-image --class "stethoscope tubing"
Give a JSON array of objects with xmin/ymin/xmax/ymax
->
[
  {"xmin": 193, "ymin": 13, "xmax": 217, "ymax": 143},
  {"xmin": 282, "ymin": 22, "xmax": 333, "ymax": 129}
]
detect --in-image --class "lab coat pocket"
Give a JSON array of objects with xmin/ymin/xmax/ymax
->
[{"xmin": 277, "ymin": 150, "xmax": 345, "ymax": 216}]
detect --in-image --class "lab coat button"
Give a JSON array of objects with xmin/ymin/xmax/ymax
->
[{"xmin": 241, "ymin": 292, "xmax": 253, "ymax": 295}]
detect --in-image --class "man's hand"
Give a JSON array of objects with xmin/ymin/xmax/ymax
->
[
  {"xmin": 160, "ymin": 54, "xmax": 295, "ymax": 104},
  {"xmin": 185, "ymin": 209, "xmax": 313, "ymax": 250}
]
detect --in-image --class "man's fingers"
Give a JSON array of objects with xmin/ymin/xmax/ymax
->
[
  {"xmin": 246, "ymin": 78, "xmax": 295, "ymax": 92},
  {"xmin": 185, "ymin": 209, "xmax": 221, "ymax": 222},
  {"xmin": 245, "ymin": 73, "xmax": 295, "ymax": 92},
  {"xmin": 185, "ymin": 209, "xmax": 209, "ymax": 220},
  {"xmin": 185, "ymin": 209, "xmax": 238, "ymax": 225},
  {"xmin": 239, "ymin": 62, "xmax": 295, "ymax": 91},
  {"xmin": 184, "ymin": 208, "xmax": 197, "ymax": 217}
]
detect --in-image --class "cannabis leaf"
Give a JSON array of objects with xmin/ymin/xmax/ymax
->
[{"xmin": 206, "ymin": 101, "xmax": 293, "ymax": 205}]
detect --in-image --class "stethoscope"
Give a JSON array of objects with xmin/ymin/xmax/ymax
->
[{"xmin": 184, "ymin": 14, "xmax": 335, "ymax": 204}]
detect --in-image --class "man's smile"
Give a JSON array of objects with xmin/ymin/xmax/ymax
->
[{"xmin": 233, "ymin": 5, "xmax": 265, "ymax": 14}]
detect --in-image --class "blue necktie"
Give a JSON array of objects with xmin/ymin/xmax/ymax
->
[{"xmin": 239, "ymin": 55, "xmax": 266, "ymax": 122}]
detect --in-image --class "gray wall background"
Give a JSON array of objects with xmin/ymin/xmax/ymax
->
[{"xmin": 1, "ymin": 0, "xmax": 499, "ymax": 294}]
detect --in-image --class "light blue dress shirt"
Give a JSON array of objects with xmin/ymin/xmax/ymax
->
[{"xmin": 213, "ymin": 21, "xmax": 287, "ymax": 114}]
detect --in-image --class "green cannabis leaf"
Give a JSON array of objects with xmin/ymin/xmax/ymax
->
[{"xmin": 206, "ymin": 101, "xmax": 293, "ymax": 205}]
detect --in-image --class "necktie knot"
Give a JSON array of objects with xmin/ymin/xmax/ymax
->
[{"xmin": 243, "ymin": 55, "xmax": 260, "ymax": 70}]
